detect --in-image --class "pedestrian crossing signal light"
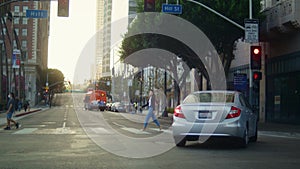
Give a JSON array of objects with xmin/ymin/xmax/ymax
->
[
  {"xmin": 253, "ymin": 71, "xmax": 262, "ymax": 81},
  {"xmin": 144, "ymin": 0, "xmax": 155, "ymax": 12},
  {"xmin": 250, "ymin": 46, "xmax": 262, "ymax": 70},
  {"xmin": 58, "ymin": 0, "xmax": 69, "ymax": 17}
]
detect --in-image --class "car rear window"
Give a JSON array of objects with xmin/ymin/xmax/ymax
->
[{"xmin": 183, "ymin": 92, "xmax": 235, "ymax": 104}]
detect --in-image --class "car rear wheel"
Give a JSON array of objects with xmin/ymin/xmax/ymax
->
[
  {"xmin": 175, "ymin": 137, "xmax": 186, "ymax": 147},
  {"xmin": 250, "ymin": 125, "xmax": 258, "ymax": 142},
  {"xmin": 241, "ymin": 127, "xmax": 249, "ymax": 148}
]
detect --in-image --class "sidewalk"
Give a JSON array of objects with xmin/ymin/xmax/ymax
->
[
  {"xmin": 0, "ymin": 104, "xmax": 46, "ymax": 126},
  {"xmin": 258, "ymin": 122, "xmax": 300, "ymax": 137}
]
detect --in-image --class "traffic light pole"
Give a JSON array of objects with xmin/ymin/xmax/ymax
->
[
  {"xmin": 249, "ymin": 0, "xmax": 254, "ymax": 105},
  {"xmin": 186, "ymin": 0, "xmax": 245, "ymax": 30}
]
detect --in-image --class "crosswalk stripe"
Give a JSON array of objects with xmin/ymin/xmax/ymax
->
[
  {"xmin": 13, "ymin": 128, "xmax": 38, "ymax": 134},
  {"xmin": 89, "ymin": 127, "xmax": 113, "ymax": 134},
  {"xmin": 150, "ymin": 128, "xmax": 173, "ymax": 134},
  {"xmin": 121, "ymin": 127, "xmax": 151, "ymax": 135}
]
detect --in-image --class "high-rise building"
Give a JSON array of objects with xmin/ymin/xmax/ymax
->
[
  {"xmin": 96, "ymin": 0, "xmax": 112, "ymax": 80},
  {"xmin": 128, "ymin": 0, "xmax": 137, "ymax": 24}
]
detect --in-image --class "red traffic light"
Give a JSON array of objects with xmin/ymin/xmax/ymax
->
[
  {"xmin": 253, "ymin": 48, "xmax": 260, "ymax": 55},
  {"xmin": 253, "ymin": 71, "xmax": 262, "ymax": 81},
  {"xmin": 250, "ymin": 46, "xmax": 262, "ymax": 70},
  {"xmin": 144, "ymin": 0, "xmax": 155, "ymax": 12}
]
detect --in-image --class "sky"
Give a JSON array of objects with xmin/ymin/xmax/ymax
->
[{"xmin": 48, "ymin": 0, "xmax": 97, "ymax": 83}]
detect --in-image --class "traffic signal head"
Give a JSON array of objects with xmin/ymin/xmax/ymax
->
[
  {"xmin": 144, "ymin": 0, "xmax": 155, "ymax": 12},
  {"xmin": 253, "ymin": 71, "xmax": 262, "ymax": 81},
  {"xmin": 58, "ymin": 0, "xmax": 69, "ymax": 17},
  {"xmin": 250, "ymin": 46, "xmax": 262, "ymax": 70}
]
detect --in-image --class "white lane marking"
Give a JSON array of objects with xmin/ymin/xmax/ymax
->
[
  {"xmin": 112, "ymin": 122, "xmax": 126, "ymax": 128},
  {"xmin": 121, "ymin": 127, "xmax": 151, "ymax": 135},
  {"xmin": 63, "ymin": 122, "xmax": 66, "ymax": 128},
  {"xmin": 150, "ymin": 128, "xmax": 173, "ymax": 134},
  {"xmin": 13, "ymin": 128, "xmax": 38, "ymax": 134},
  {"xmin": 89, "ymin": 127, "xmax": 113, "ymax": 134},
  {"xmin": 42, "ymin": 122, "xmax": 56, "ymax": 124}
]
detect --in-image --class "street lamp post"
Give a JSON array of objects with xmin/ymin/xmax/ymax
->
[{"xmin": 0, "ymin": 40, "xmax": 3, "ymax": 105}]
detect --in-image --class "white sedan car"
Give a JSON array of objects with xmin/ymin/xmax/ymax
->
[{"xmin": 172, "ymin": 90, "xmax": 258, "ymax": 147}]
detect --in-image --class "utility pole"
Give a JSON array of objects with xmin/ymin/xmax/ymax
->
[{"xmin": 248, "ymin": 0, "xmax": 254, "ymax": 105}]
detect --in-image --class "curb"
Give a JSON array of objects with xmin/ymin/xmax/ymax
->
[{"xmin": 14, "ymin": 109, "xmax": 42, "ymax": 117}]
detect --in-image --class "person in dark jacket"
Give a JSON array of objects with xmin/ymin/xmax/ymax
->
[{"xmin": 142, "ymin": 89, "xmax": 161, "ymax": 131}]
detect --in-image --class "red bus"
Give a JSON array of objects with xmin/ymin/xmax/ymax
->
[{"xmin": 84, "ymin": 90, "xmax": 107, "ymax": 111}]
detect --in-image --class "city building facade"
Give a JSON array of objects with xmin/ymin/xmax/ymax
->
[
  {"xmin": 96, "ymin": 0, "xmax": 112, "ymax": 80},
  {"xmin": 261, "ymin": 0, "xmax": 300, "ymax": 124},
  {"xmin": 0, "ymin": 0, "xmax": 50, "ymax": 107},
  {"xmin": 229, "ymin": 0, "xmax": 300, "ymax": 124}
]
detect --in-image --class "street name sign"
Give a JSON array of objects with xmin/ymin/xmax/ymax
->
[
  {"xmin": 26, "ymin": 10, "xmax": 48, "ymax": 18},
  {"xmin": 245, "ymin": 19, "xmax": 259, "ymax": 43},
  {"xmin": 162, "ymin": 4, "xmax": 182, "ymax": 15}
]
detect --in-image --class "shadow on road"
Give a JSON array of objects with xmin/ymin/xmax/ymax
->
[{"xmin": 180, "ymin": 137, "xmax": 256, "ymax": 150}]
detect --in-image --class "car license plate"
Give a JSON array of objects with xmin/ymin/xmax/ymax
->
[{"xmin": 198, "ymin": 111, "xmax": 212, "ymax": 119}]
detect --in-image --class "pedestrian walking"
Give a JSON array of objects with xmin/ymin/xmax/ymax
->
[
  {"xmin": 18, "ymin": 100, "xmax": 22, "ymax": 111},
  {"xmin": 23, "ymin": 99, "xmax": 30, "ymax": 112},
  {"xmin": 142, "ymin": 89, "xmax": 161, "ymax": 131},
  {"xmin": 4, "ymin": 92, "xmax": 20, "ymax": 130}
]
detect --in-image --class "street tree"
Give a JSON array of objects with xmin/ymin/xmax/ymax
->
[
  {"xmin": 41, "ymin": 68, "xmax": 65, "ymax": 93},
  {"xmin": 119, "ymin": 0, "xmax": 262, "ymax": 106},
  {"xmin": 119, "ymin": 0, "xmax": 263, "ymax": 75}
]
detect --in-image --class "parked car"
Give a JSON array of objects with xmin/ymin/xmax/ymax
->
[
  {"xmin": 106, "ymin": 102, "xmax": 113, "ymax": 111},
  {"xmin": 172, "ymin": 90, "xmax": 258, "ymax": 147},
  {"xmin": 88, "ymin": 100, "xmax": 100, "ymax": 110},
  {"xmin": 111, "ymin": 102, "xmax": 125, "ymax": 112}
]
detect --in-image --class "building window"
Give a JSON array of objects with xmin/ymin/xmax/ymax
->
[
  {"xmin": 22, "ymin": 6, "xmax": 28, "ymax": 12},
  {"xmin": 14, "ymin": 28, "xmax": 19, "ymax": 36},
  {"xmin": 13, "ymin": 40, "xmax": 17, "ymax": 48},
  {"xmin": 14, "ymin": 6, "xmax": 20, "ymax": 13},
  {"xmin": 22, "ymin": 29, "xmax": 27, "ymax": 36},
  {"xmin": 23, "ymin": 51, "xmax": 28, "ymax": 59},
  {"xmin": 22, "ymin": 18, "xmax": 28, "ymax": 25},
  {"xmin": 14, "ymin": 18, "xmax": 19, "ymax": 24},
  {"xmin": 22, "ymin": 40, "xmax": 27, "ymax": 48}
]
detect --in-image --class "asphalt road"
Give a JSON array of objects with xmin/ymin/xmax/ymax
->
[{"xmin": 0, "ymin": 93, "xmax": 299, "ymax": 169}]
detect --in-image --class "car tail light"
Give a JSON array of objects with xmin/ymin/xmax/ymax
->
[
  {"xmin": 174, "ymin": 106, "xmax": 185, "ymax": 119},
  {"xmin": 226, "ymin": 106, "xmax": 241, "ymax": 119}
]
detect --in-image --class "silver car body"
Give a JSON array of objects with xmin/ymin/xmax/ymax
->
[
  {"xmin": 111, "ymin": 102, "xmax": 125, "ymax": 112},
  {"xmin": 172, "ymin": 90, "xmax": 258, "ymax": 147}
]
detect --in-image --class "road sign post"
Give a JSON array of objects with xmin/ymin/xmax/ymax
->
[
  {"xmin": 12, "ymin": 49, "xmax": 20, "ymax": 69},
  {"xmin": 244, "ymin": 19, "xmax": 259, "ymax": 43}
]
